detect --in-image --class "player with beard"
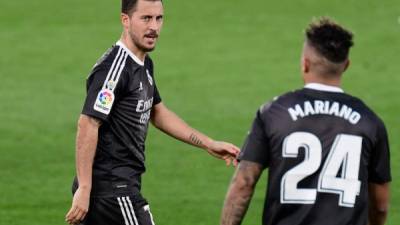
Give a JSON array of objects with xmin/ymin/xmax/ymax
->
[
  {"xmin": 221, "ymin": 18, "xmax": 391, "ymax": 225},
  {"xmin": 65, "ymin": 0, "xmax": 240, "ymax": 224}
]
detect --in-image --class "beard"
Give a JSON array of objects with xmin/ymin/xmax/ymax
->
[
  {"xmin": 129, "ymin": 30, "xmax": 157, "ymax": 53},
  {"xmin": 135, "ymin": 39, "xmax": 156, "ymax": 53}
]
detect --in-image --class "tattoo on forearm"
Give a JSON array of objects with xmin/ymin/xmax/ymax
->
[
  {"xmin": 221, "ymin": 161, "xmax": 263, "ymax": 225},
  {"xmin": 189, "ymin": 133, "xmax": 203, "ymax": 146}
]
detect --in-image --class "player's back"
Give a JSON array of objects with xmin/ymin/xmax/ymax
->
[{"xmin": 242, "ymin": 85, "xmax": 390, "ymax": 225}]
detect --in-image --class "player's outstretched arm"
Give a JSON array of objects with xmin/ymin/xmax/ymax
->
[
  {"xmin": 65, "ymin": 115, "xmax": 101, "ymax": 225},
  {"xmin": 368, "ymin": 183, "xmax": 390, "ymax": 225},
  {"xmin": 150, "ymin": 102, "xmax": 240, "ymax": 165},
  {"xmin": 221, "ymin": 160, "xmax": 263, "ymax": 225}
]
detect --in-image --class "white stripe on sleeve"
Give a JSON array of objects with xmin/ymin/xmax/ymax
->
[{"xmin": 102, "ymin": 47, "xmax": 123, "ymax": 90}]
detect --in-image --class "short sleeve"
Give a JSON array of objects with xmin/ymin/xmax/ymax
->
[
  {"xmin": 81, "ymin": 66, "xmax": 124, "ymax": 121},
  {"xmin": 146, "ymin": 56, "xmax": 162, "ymax": 105},
  {"xmin": 368, "ymin": 119, "xmax": 391, "ymax": 183},
  {"xmin": 238, "ymin": 109, "xmax": 270, "ymax": 167},
  {"xmin": 153, "ymin": 83, "xmax": 162, "ymax": 105}
]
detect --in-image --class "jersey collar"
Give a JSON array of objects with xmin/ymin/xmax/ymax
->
[
  {"xmin": 116, "ymin": 40, "xmax": 145, "ymax": 66},
  {"xmin": 304, "ymin": 83, "xmax": 344, "ymax": 93}
]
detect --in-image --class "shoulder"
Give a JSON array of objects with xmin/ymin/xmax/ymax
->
[
  {"xmin": 258, "ymin": 90, "xmax": 302, "ymax": 114},
  {"xmin": 340, "ymin": 93, "xmax": 388, "ymax": 139},
  {"xmin": 88, "ymin": 46, "xmax": 122, "ymax": 78},
  {"xmin": 86, "ymin": 46, "xmax": 137, "ymax": 91},
  {"xmin": 89, "ymin": 45, "xmax": 142, "ymax": 81},
  {"xmin": 92, "ymin": 45, "xmax": 123, "ymax": 69},
  {"xmin": 345, "ymin": 93, "xmax": 384, "ymax": 124}
]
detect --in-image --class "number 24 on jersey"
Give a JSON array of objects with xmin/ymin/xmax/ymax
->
[{"xmin": 280, "ymin": 132, "xmax": 362, "ymax": 208}]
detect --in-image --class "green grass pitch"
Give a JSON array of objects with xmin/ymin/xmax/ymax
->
[{"xmin": 0, "ymin": 0, "xmax": 399, "ymax": 224}]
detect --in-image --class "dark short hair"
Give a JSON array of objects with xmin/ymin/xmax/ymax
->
[
  {"xmin": 121, "ymin": 0, "xmax": 162, "ymax": 15},
  {"xmin": 306, "ymin": 18, "xmax": 354, "ymax": 63}
]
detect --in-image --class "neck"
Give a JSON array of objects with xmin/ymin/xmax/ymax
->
[
  {"xmin": 303, "ymin": 73, "xmax": 342, "ymax": 87},
  {"xmin": 120, "ymin": 33, "xmax": 147, "ymax": 62}
]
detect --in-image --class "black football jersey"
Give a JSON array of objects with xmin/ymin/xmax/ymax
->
[
  {"xmin": 73, "ymin": 41, "xmax": 162, "ymax": 197},
  {"xmin": 239, "ymin": 84, "xmax": 391, "ymax": 225}
]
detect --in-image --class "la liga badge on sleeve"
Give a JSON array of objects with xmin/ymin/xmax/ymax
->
[{"xmin": 94, "ymin": 89, "xmax": 115, "ymax": 115}]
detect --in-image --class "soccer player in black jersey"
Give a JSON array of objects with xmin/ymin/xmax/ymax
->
[
  {"xmin": 221, "ymin": 18, "xmax": 391, "ymax": 225},
  {"xmin": 65, "ymin": 0, "xmax": 240, "ymax": 224}
]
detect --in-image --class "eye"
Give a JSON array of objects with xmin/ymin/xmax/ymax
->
[
  {"xmin": 142, "ymin": 16, "xmax": 151, "ymax": 22},
  {"xmin": 156, "ymin": 15, "xmax": 163, "ymax": 22}
]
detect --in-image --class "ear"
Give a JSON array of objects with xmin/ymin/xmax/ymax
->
[
  {"xmin": 343, "ymin": 59, "xmax": 350, "ymax": 72},
  {"xmin": 121, "ymin": 13, "xmax": 130, "ymax": 30},
  {"xmin": 301, "ymin": 57, "xmax": 310, "ymax": 74}
]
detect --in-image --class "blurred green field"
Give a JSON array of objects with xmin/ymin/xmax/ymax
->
[{"xmin": 0, "ymin": 0, "xmax": 399, "ymax": 224}]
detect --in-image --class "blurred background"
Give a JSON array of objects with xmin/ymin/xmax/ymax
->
[{"xmin": 0, "ymin": 0, "xmax": 399, "ymax": 224}]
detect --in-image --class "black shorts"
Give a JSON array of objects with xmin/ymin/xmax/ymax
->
[{"xmin": 79, "ymin": 195, "xmax": 156, "ymax": 225}]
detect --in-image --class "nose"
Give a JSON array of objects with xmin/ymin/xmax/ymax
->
[{"xmin": 149, "ymin": 18, "xmax": 161, "ymax": 31}]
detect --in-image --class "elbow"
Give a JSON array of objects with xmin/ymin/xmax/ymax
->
[
  {"xmin": 372, "ymin": 205, "xmax": 389, "ymax": 215},
  {"xmin": 368, "ymin": 182, "xmax": 390, "ymax": 220},
  {"xmin": 150, "ymin": 115, "xmax": 161, "ymax": 129},
  {"xmin": 370, "ymin": 203, "xmax": 389, "ymax": 220}
]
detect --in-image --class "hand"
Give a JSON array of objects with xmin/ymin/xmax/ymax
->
[
  {"xmin": 205, "ymin": 141, "xmax": 240, "ymax": 166},
  {"xmin": 65, "ymin": 187, "xmax": 91, "ymax": 225}
]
